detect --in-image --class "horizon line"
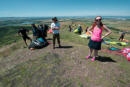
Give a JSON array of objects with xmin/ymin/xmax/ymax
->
[{"xmin": 0, "ymin": 15, "xmax": 130, "ymax": 18}]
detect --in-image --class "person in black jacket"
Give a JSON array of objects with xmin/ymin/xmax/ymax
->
[{"xmin": 18, "ymin": 28, "xmax": 32, "ymax": 46}]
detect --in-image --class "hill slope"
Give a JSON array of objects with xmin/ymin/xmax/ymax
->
[{"xmin": 0, "ymin": 39, "xmax": 130, "ymax": 87}]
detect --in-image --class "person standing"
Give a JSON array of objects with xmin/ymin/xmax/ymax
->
[
  {"xmin": 78, "ymin": 24, "xmax": 83, "ymax": 35},
  {"xmin": 18, "ymin": 28, "xmax": 32, "ymax": 46},
  {"xmin": 51, "ymin": 17, "xmax": 61, "ymax": 49},
  {"xmin": 32, "ymin": 24, "xmax": 38, "ymax": 40},
  {"xmin": 119, "ymin": 31, "xmax": 126, "ymax": 41},
  {"xmin": 69, "ymin": 25, "xmax": 72, "ymax": 32},
  {"xmin": 86, "ymin": 16, "xmax": 112, "ymax": 61}
]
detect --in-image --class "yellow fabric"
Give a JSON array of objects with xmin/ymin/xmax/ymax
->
[{"xmin": 74, "ymin": 29, "xmax": 78, "ymax": 33}]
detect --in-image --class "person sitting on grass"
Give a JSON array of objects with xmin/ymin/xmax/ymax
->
[
  {"xmin": 18, "ymin": 28, "xmax": 32, "ymax": 47},
  {"xmin": 51, "ymin": 17, "xmax": 61, "ymax": 49},
  {"xmin": 86, "ymin": 16, "xmax": 112, "ymax": 62}
]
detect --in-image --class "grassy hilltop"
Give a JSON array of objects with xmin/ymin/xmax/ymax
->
[{"xmin": 0, "ymin": 17, "xmax": 130, "ymax": 87}]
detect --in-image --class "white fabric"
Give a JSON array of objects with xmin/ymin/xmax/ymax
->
[
  {"xmin": 96, "ymin": 17, "xmax": 101, "ymax": 20},
  {"xmin": 51, "ymin": 22, "xmax": 60, "ymax": 34}
]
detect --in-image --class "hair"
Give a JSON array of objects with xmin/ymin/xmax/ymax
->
[
  {"xmin": 52, "ymin": 17, "xmax": 58, "ymax": 21},
  {"xmin": 32, "ymin": 24, "xmax": 38, "ymax": 29},
  {"xmin": 92, "ymin": 16, "xmax": 104, "ymax": 31}
]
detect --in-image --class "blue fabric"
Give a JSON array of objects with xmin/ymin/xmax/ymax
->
[
  {"xmin": 32, "ymin": 28, "xmax": 37, "ymax": 36},
  {"xmin": 38, "ymin": 38, "xmax": 45, "ymax": 42}
]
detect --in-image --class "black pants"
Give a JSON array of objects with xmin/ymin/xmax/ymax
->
[
  {"xmin": 53, "ymin": 34, "xmax": 60, "ymax": 46},
  {"xmin": 22, "ymin": 35, "xmax": 32, "ymax": 41}
]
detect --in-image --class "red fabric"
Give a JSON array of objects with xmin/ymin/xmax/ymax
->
[
  {"xmin": 48, "ymin": 29, "xmax": 53, "ymax": 33},
  {"xmin": 127, "ymin": 57, "xmax": 130, "ymax": 61}
]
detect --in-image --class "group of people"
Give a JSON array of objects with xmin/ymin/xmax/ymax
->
[
  {"xmin": 18, "ymin": 16, "xmax": 113, "ymax": 62},
  {"xmin": 69, "ymin": 24, "xmax": 83, "ymax": 34},
  {"xmin": 18, "ymin": 17, "xmax": 61, "ymax": 50}
]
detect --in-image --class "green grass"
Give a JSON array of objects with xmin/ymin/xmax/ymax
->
[{"xmin": 0, "ymin": 26, "xmax": 32, "ymax": 47}]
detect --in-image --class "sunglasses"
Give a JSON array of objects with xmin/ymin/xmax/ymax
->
[{"xmin": 96, "ymin": 19, "xmax": 101, "ymax": 21}]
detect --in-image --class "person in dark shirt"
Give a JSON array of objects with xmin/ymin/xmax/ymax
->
[
  {"xmin": 78, "ymin": 25, "xmax": 83, "ymax": 35},
  {"xmin": 38, "ymin": 24, "xmax": 49, "ymax": 39},
  {"xmin": 32, "ymin": 24, "xmax": 45, "ymax": 40},
  {"xmin": 119, "ymin": 31, "xmax": 126, "ymax": 41},
  {"xmin": 32, "ymin": 24, "xmax": 38, "ymax": 40},
  {"xmin": 69, "ymin": 25, "xmax": 72, "ymax": 32},
  {"xmin": 18, "ymin": 28, "xmax": 32, "ymax": 46}
]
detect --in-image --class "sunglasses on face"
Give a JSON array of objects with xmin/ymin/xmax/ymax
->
[{"xmin": 96, "ymin": 19, "xmax": 101, "ymax": 22}]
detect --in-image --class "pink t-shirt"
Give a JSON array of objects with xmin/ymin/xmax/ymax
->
[{"xmin": 91, "ymin": 26, "xmax": 103, "ymax": 42}]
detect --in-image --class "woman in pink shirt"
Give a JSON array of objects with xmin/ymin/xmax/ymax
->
[{"xmin": 87, "ymin": 16, "xmax": 112, "ymax": 61}]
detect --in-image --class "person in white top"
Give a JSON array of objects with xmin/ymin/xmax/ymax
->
[{"xmin": 51, "ymin": 17, "xmax": 61, "ymax": 49}]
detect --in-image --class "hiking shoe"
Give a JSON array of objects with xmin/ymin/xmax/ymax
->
[
  {"xmin": 91, "ymin": 57, "xmax": 95, "ymax": 62},
  {"xmin": 86, "ymin": 55, "xmax": 91, "ymax": 59}
]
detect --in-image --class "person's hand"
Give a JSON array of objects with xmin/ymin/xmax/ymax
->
[
  {"xmin": 88, "ymin": 31, "xmax": 92, "ymax": 34},
  {"xmin": 55, "ymin": 27, "xmax": 59, "ymax": 29},
  {"xmin": 101, "ymin": 36, "xmax": 105, "ymax": 39}
]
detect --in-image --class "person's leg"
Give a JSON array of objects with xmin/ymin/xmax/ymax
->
[
  {"xmin": 79, "ymin": 31, "xmax": 81, "ymax": 35},
  {"xmin": 89, "ymin": 48, "xmax": 93, "ymax": 56},
  {"xmin": 121, "ymin": 35, "xmax": 124, "ymax": 41},
  {"xmin": 94, "ymin": 50, "xmax": 98, "ymax": 57},
  {"xmin": 22, "ymin": 37, "xmax": 28, "ymax": 46},
  {"xmin": 86, "ymin": 48, "xmax": 93, "ymax": 59},
  {"xmin": 120, "ymin": 37, "xmax": 123, "ymax": 41},
  {"xmin": 53, "ymin": 34, "xmax": 56, "ymax": 49},
  {"xmin": 27, "ymin": 36, "xmax": 32, "ymax": 42},
  {"xmin": 119, "ymin": 35, "xmax": 124, "ymax": 41},
  {"xmin": 119, "ymin": 37, "xmax": 121, "ymax": 41},
  {"xmin": 57, "ymin": 34, "xmax": 61, "ymax": 47},
  {"xmin": 91, "ymin": 49, "xmax": 98, "ymax": 61}
]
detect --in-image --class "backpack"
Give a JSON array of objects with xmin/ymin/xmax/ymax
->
[{"xmin": 29, "ymin": 40, "xmax": 45, "ymax": 49}]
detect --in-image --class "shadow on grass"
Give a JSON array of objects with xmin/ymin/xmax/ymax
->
[
  {"xmin": 56, "ymin": 46, "xmax": 73, "ymax": 49},
  {"xmin": 96, "ymin": 56, "xmax": 116, "ymax": 62}
]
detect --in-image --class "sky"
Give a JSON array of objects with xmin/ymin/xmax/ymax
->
[{"xmin": 0, "ymin": 0, "xmax": 130, "ymax": 17}]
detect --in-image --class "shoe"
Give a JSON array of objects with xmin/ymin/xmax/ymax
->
[
  {"xmin": 86, "ymin": 55, "xmax": 91, "ymax": 59},
  {"xmin": 91, "ymin": 57, "xmax": 95, "ymax": 62},
  {"xmin": 53, "ymin": 46, "xmax": 55, "ymax": 49}
]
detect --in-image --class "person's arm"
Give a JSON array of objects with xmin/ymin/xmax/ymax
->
[
  {"xmin": 87, "ymin": 26, "xmax": 93, "ymax": 34},
  {"xmin": 51, "ymin": 23, "xmax": 55, "ymax": 30},
  {"xmin": 101, "ymin": 25, "xmax": 112, "ymax": 39},
  {"xmin": 54, "ymin": 26, "xmax": 60, "ymax": 30},
  {"xmin": 52, "ymin": 26, "xmax": 60, "ymax": 30},
  {"xmin": 53, "ymin": 23, "xmax": 60, "ymax": 30}
]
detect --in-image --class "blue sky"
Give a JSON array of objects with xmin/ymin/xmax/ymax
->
[{"xmin": 0, "ymin": 0, "xmax": 130, "ymax": 17}]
